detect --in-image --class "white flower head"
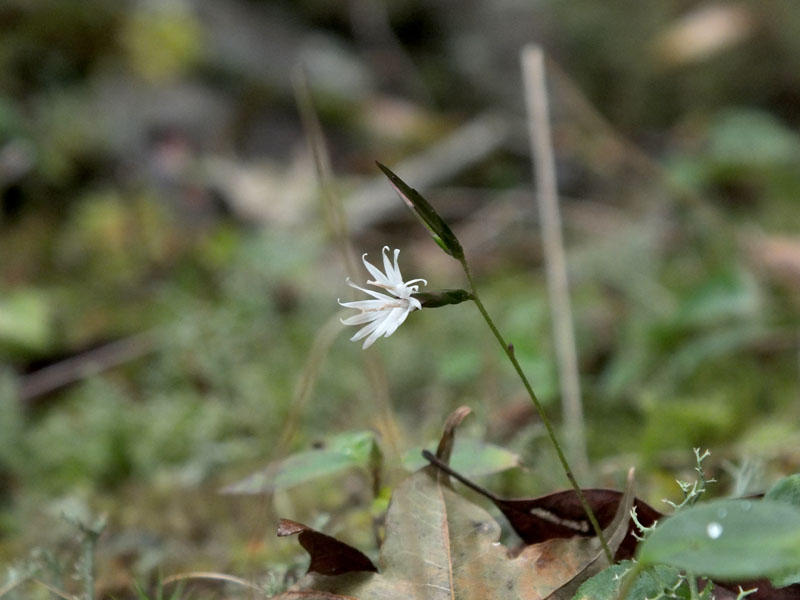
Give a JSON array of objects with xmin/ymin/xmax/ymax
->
[{"xmin": 338, "ymin": 246, "xmax": 427, "ymax": 349}]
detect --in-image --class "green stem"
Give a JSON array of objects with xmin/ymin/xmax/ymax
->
[
  {"xmin": 688, "ymin": 573, "xmax": 699, "ymax": 600},
  {"xmin": 461, "ymin": 259, "xmax": 613, "ymax": 563}
]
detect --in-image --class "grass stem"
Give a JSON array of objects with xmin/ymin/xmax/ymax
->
[{"xmin": 521, "ymin": 44, "xmax": 589, "ymax": 478}]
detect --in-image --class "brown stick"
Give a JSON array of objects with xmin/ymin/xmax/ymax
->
[
  {"xmin": 521, "ymin": 45, "xmax": 589, "ymax": 479},
  {"xmin": 18, "ymin": 331, "xmax": 157, "ymax": 402}
]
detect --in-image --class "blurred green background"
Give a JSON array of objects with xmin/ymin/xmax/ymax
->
[{"xmin": 2, "ymin": 0, "xmax": 800, "ymax": 596}]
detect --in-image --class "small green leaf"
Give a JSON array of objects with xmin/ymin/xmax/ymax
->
[
  {"xmin": 765, "ymin": 474, "xmax": 800, "ymax": 587},
  {"xmin": 637, "ymin": 498, "xmax": 800, "ymax": 579},
  {"xmin": 571, "ymin": 561, "xmax": 691, "ymax": 600},
  {"xmin": 675, "ymin": 267, "xmax": 759, "ymax": 327},
  {"xmin": 221, "ymin": 431, "xmax": 378, "ymax": 494},
  {"xmin": 403, "ymin": 438, "xmax": 520, "ymax": 477},
  {"xmin": 376, "ymin": 162, "xmax": 464, "ymax": 260},
  {"xmin": 709, "ymin": 109, "xmax": 800, "ymax": 167},
  {"xmin": 765, "ymin": 473, "xmax": 800, "ymax": 507},
  {"xmin": 325, "ymin": 430, "xmax": 380, "ymax": 464},
  {"xmin": 0, "ymin": 288, "xmax": 53, "ymax": 353}
]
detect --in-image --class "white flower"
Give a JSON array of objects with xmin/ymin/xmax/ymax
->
[{"xmin": 338, "ymin": 247, "xmax": 427, "ymax": 349}]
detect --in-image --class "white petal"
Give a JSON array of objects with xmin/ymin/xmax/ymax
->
[
  {"xmin": 361, "ymin": 253, "xmax": 383, "ymax": 279},
  {"xmin": 345, "ymin": 279, "xmax": 394, "ymax": 301},
  {"xmin": 382, "ymin": 306, "xmax": 411, "ymax": 337},
  {"xmin": 370, "ymin": 311, "xmax": 398, "ymax": 338},
  {"xmin": 381, "ymin": 247, "xmax": 399, "ymax": 285},
  {"xmin": 351, "ymin": 318, "xmax": 382, "ymax": 342},
  {"xmin": 339, "ymin": 298, "xmax": 399, "ymax": 310},
  {"xmin": 363, "ymin": 323, "xmax": 388, "ymax": 349},
  {"xmin": 375, "ymin": 305, "xmax": 408, "ymax": 339},
  {"xmin": 341, "ymin": 312, "xmax": 382, "ymax": 326},
  {"xmin": 405, "ymin": 278, "xmax": 427, "ymax": 287},
  {"xmin": 390, "ymin": 248, "xmax": 403, "ymax": 284},
  {"xmin": 362, "ymin": 253, "xmax": 390, "ymax": 288}
]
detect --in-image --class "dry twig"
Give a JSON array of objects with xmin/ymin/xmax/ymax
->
[{"xmin": 521, "ymin": 45, "xmax": 588, "ymax": 479}]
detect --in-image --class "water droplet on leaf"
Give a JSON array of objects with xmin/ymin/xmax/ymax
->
[{"xmin": 706, "ymin": 522, "xmax": 723, "ymax": 539}]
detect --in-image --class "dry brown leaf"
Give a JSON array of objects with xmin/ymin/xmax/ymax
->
[
  {"xmin": 423, "ymin": 450, "xmax": 659, "ymax": 560},
  {"xmin": 748, "ymin": 235, "xmax": 800, "ymax": 289},
  {"xmin": 273, "ymin": 407, "xmax": 633, "ymax": 600},
  {"xmin": 277, "ymin": 519, "xmax": 378, "ymax": 576},
  {"xmin": 652, "ymin": 3, "xmax": 754, "ymax": 67}
]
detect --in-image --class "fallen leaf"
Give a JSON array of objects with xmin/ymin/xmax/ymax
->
[
  {"xmin": 277, "ymin": 519, "xmax": 377, "ymax": 576},
  {"xmin": 273, "ymin": 407, "xmax": 632, "ymax": 599},
  {"xmin": 422, "ymin": 449, "xmax": 660, "ymax": 560},
  {"xmin": 748, "ymin": 235, "xmax": 800, "ymax": 290},
  {"xmin": 542, "ymin": 467, "xmax": 636, "ymax": 600},
  {"xmin": 652, "ymin": 3, "xmax": 753, "ymax": 67}
]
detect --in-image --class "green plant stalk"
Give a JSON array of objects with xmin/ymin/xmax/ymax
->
[
  {"xmin": 688, "ymin": 573, "xmax": 699, "ymax": 600},
  {"xmin": 460, "ymin": 259, "xmax": 613, "ymax": 563}
]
